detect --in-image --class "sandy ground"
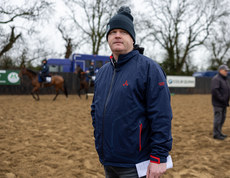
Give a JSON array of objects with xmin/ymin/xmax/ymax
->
[{"xmin": 0, "ymin": 94, "xmax": 230, "ymax": 178}]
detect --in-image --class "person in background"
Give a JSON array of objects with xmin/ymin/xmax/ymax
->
[
  {"xmin": 39, "ymin": 59, "xmax": 49, "ymax": 86},
  {"xmin": 91, "ymin": 6, "xmax": 172, "ymax": 178},
  {"xmin": 88, "ymin": 61, "xmax": 95, "ymax": 86},
  {"xmin": 89, "ymin": 61, "xmax": 95, "ymax": 77},
  {"xmin": 211, "ymin": 64, "xmax": 230, "ymax": 140}
]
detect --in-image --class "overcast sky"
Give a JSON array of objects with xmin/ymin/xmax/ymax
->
[{"xmin": 8, "ymin": 0, "xmax": 210, "ymax": 69}]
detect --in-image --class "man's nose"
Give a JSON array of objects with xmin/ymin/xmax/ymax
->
[{"xmin": 114, "ymin": 32, "xmax": 121, "ymax": 38}]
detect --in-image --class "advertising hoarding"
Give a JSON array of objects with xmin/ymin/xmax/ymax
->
[{"xmin": 0, "ymin": 70, "xmax": 20, "ymax": 85}]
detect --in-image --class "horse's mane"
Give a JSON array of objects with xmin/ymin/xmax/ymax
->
[{"xmin": 27, "ymin": 68, "xmax": 38, "ymax": 76}]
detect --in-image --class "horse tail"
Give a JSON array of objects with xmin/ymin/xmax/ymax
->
[{"xmin": 63, "ymin": 80, "xmax": 68, "ymax": 98}]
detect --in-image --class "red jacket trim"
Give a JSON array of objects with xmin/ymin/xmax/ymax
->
[{"xmin": 150, "ymin": 155, "xmax": 160, "ymax": 164}]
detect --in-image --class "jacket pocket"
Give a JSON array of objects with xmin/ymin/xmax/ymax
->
[
  {"xmin": 111, "ymin": 117, "xmax": 139, "ymax": 156},
  {"xmin": 139, "ymin": 122, "xmax": 142, "ymax": 151}
]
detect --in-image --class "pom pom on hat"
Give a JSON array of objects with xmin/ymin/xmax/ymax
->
[{"xmin": 106, "ymin": 6, "xmax": 135, "ymax": 43}]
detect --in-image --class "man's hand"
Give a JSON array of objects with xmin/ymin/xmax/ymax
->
[{"xmin": 146, "ymin": 162, "xmax": 166, "ymax": 178}]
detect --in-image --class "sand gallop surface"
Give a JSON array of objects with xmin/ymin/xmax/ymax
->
[{"xmin": 0, "ymin": 95, "xmax": 230, "ymax": 178}]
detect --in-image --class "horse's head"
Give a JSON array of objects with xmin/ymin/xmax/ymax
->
[{"xmin": 19, "ymin": 66, "xmax": 37, "ymax": 82}]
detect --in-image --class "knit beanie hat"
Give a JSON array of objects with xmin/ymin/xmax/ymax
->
[{"xmin": 106, "ymin": 6, "xmax": 135, "ymax": 43}]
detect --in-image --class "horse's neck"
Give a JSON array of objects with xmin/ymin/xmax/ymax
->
[
  {"xmin": 78, "ymin": 70, "xmax": 83, "ymax": 78},
  {"xmin": 26, "ymin": 71, "xmax": 37, "ymax": 80},
  {"xmin": 80, "ymin": 75, "xmax": 86, "ymax": 81},
  {"xmin": 77, "ymin": 70, "xmax": 82, "ymax": 75}
]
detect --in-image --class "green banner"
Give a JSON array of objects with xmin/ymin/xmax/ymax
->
[{"xmin": 0, "ymin": 70, "xmax": 20, "ymax": 85}]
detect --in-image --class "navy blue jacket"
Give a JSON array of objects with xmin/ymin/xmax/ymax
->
[
  {"xmin": 211, "ymin": 73, "xmax": 230, "ymax": 107},
  {"xmin": 41, "ymin": 64, "xmax": 49, "ymax": 75},
  {"xmin": 91, "ymin": 50, "xmax": 172, "ymax": 167},
  {"xmin": 89, "ymin": 65, "xmax": 95, "ymax": 76}
]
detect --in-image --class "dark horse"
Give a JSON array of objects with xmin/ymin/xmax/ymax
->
[
  {"xmin": 75, "ymin": 67, "xmax": 89, "ymax": 99},
  {"xmin": 19, "ymin": 66, "xmax": 68, "ymax": 101}
]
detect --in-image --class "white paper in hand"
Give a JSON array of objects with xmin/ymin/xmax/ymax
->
[{"xmin": 135, "ymin": 155, "xmax": 173, "ymax": 178}]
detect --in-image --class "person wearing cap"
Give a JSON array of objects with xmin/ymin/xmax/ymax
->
[
  {"xmin": 211, "ymin": 64, "xmax": 230, "ymax": 140},
  {"xmin": 89, "ymin": 61, "xmax": 95, "ymax": 77},
  {"xmin": 91, "ymin": 6, "xmax": 172, "ymax": 178}
]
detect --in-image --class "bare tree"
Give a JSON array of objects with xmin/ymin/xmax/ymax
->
[
  {"xmin": 143, "ymin": 0, "xmax": 230, "ymax": 75},
  {"xmin": 5, "ymin": 35, "xmax": 58, "ymax": 69},
  {"xmin": 13, "ymin": 48, "xmax": 44, "ymax": 70},
  {"xmin": 0, "ymin": 26, "xmax": 21, "ymax": 57},
  {"xmin": 57, "ymin": 23, "xmax": 82, "ymax": 59},
  {"xmin": 0, "ymin": 0, "xmax": 53, "ymax": 59},
  {"xmin": 64, "ymin": 0, "xmax": 131, "ymax": 55},
  {"xmin": 0, "ymin": 0, "xmax": 51, "ymax": 24},
  {"xmin": 205, "ymin": 20, "xmax": 230, "ymax": 70}
]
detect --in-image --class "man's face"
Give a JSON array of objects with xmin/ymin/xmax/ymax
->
[
  {"xmin": 219, "ymin": 69, "xmax": 228, "ymax": 77},
  {"xmin": 108, "ymin": 29, "xmax": 133, "ymax": 57}
]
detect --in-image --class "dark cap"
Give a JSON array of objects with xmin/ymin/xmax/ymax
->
[
  {"xmin": 106, "ymin": 6, "xmax": 135, "ymax": 43},
  {"xmin": 218, "ymin": 64, "xmax": 230, "ymax": 71},
  {"xmin": 42, "ymin": 59, "xmax": 47, "ymax": 64}
]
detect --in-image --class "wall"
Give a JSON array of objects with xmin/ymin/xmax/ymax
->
[
  {"xmin": 169, "ymin": 77, "xmax": 213, "ymax": 94},
  {"xmin": 0, "ymin": 73, "xmax": 80, "ymax": 95},
  {"xmin": 0, "ymin": 74, "xmax": 228, "ymax": 95}
]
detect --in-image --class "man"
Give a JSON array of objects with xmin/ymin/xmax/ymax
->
[
  {"xmin": 91, "ymin": 6, "xmax": 172, "ymax": 178},
  {"xmin": 211, "ymin": 64, "xmax": 230, "ymax": 140}
]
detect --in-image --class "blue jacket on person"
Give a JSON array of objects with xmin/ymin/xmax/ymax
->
[
  {"xmin": 211, "ymin": 73, "xmax": 230, "ymax": 107},
  {"xmin": 91, "ymin": 50, "xmax": 172, "ymax": 167},
  {"xmin": 41, "ymin": 63, "xmax": 49, "ymax": 75},
  {"xmin": 89, "ymin": 65, "xmax": 95, "ymax": 76}
]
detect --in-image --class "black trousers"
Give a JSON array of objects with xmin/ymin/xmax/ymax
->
[
  {"xmin": 213, "ymin": 106, "xmax": 227, "ymax": 137},
  {"xmin": 104, "ymin": 166, "xmax": 146, "ymax": 178}
]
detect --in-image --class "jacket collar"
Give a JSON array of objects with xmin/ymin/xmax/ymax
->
[
  {"xmin": 218, "ymin": 73, "xmax": 227, "ymax": 80},
  {"xmin": 110, "ymin": 50, "xmax": 139, "ymax": 68}
]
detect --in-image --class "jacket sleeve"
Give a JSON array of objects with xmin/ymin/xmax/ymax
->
[
  {"xmin": 91, "ymin": 96, "xmax": 96, "ymax": 132},
  {"xmin": 145, "ymin": 63, "xmax": 173, "ymax": 163}
]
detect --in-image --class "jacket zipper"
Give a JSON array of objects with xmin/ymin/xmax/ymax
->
[
  {"xmin": 101, "ymin": 68, "xmax": 116, "ymax": 163},
  {"xmin": 139, "ymin": 123, "xmax": 142, "ymax": 151}
]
